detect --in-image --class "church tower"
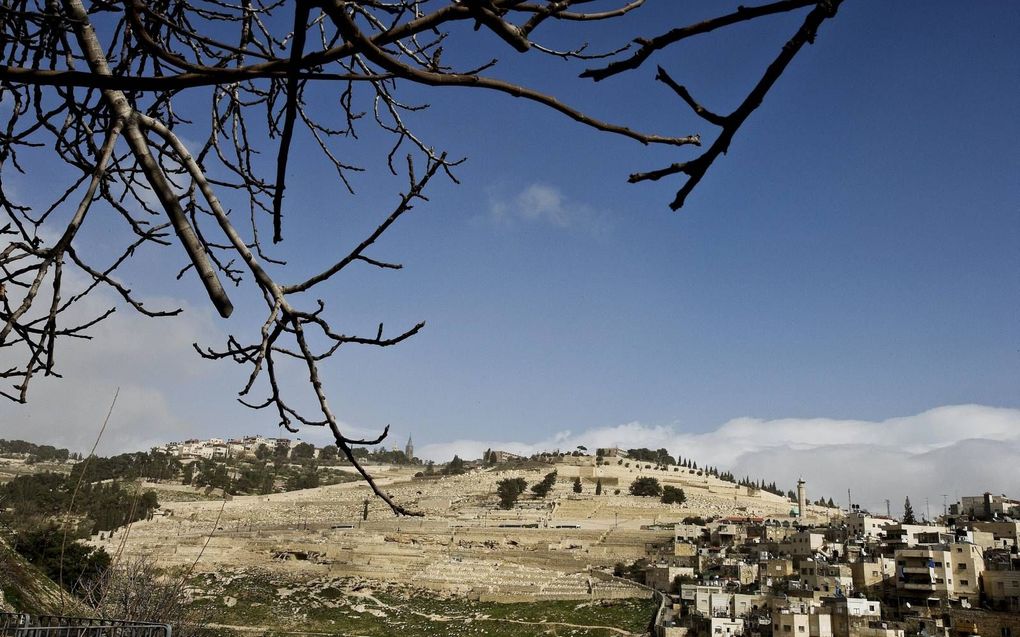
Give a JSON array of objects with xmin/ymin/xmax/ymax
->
[{"xmin": 405, "ymin": 436, "xmax": 414, "ymax": 461}]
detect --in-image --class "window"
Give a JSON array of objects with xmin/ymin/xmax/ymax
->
[
  {"xmin": 784, "ymin": 626, "xmax": 792, "ymax": 633},
  {"xmin": 961, "ymin": 580, "xmax": 969, "ymax": 585},
  {"xmin": 798, "ymin": 627, "xmax": 805, "ymax": 633},
  {"xmin": 958, "ymin": 563, "xmax": 967, "ymax": 571}
]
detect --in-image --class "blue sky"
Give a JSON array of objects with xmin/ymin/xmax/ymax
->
[{"xmin": 3, "ymin": 1, "xmax": 1019, "ymax": 509}]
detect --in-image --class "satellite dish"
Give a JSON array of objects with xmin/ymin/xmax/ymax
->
[{"xmin": 904, "ymin": 602, "xmax": 911, "ymax": 609}]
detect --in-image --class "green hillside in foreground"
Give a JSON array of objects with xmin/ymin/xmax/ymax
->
[{"xmin": 0, "ymin": 538, "xmax": 86, "ymax": 615}]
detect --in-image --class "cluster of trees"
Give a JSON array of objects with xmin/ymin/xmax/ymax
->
[
  {"xmin": 625, "ymin": 448, "xmax": 677, "ymax": 466},
  {"xmin": 0, "ymin": 472, "xmax": 159, "ymax": 536},
  {"xmin": 71, "ymin": 451, "xmax": 182, "ymax": 484},
  {"xmin": 245, "ymin": 442, "xmax": 412, "ymax": 467},
  {"xmin": 728, "ymin": 476, "xmax": 787, "ymax": 497},
  {"xmin": 183, "ymin": 457, "xmax": 355, "ymax": 495},
  {"xmin": 628, "ymin": 478, "xmax": 687, "ymax": 506},
  {"xmin": 183, "ymin": 459, "xmax": 230, "ymax": 490},
  {"xmin": 354, "ymin": 447, "xmax": 415, "ymax": 465},
  {"xmin": 0, "ymin": 439, "xmax": 73, "ymax": 463},
  {"xmin": 11, "ymin": 525, "xmax": 112, "ymax": 597}
]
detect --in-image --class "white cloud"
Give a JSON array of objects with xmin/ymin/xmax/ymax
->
[
  {"xmin": 486, "ymin": 183, "xmax": 610, "ymax": 235},
  {"xmin": 0, "ymin": 274, "xmax": 227, "ymax": 455},
  {"xmin": 0, "ymin": 269, "xmax": 409, "ymax": 457},
  {"xmin": 417, "ymin": 405, "xmax": 1020, "ymax": 515}
]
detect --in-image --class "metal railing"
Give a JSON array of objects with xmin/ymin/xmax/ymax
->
[{"xmin": 0, "ymin": 613, "xmax": 170, "ymax": 637}]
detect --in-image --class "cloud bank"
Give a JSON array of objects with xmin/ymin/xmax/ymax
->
[{"xmin": 417, "ymin": 405, "xmax": 1020, "ymax": 515}]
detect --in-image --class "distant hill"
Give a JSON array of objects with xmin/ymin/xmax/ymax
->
[{"xmin": 0, "ymin": 538, "xmax": 86, "ymax": 615}]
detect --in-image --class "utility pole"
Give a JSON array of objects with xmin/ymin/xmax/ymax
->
[
  {"xmin": 847, "ymin": 488, "xmax": 852, "ymax": 512},
  {"xmin": 885, "ymin": 499, "xmax": 891, "ymax": 519},
  {"xmin": 926, "ymin": 497, "xmax": 930, "ymax": 522},
  {"xmin": 942, "ymin": 494, "xmax": 948, "ymax": 517}
]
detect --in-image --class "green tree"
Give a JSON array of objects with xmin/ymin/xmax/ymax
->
[
  {"xmin": 285, "ymin": 464, "xmax": 320, "ymax": 491},
  {"xmin": 443, "ymin": 455, "xmax": 466, "ymax": 475},
  {"xmin": 291, "ymin": 442, "xmax": 315, "ymax": 459},
  {"xmin": 903, "ymin": 497, "xmax": 917, "ymax": 524},
  {"xmin": 595, "ymin": 479, "xmax": 603, "ymax": 495},
  {"xmin": 661, "ymin": 485, "xmax": 686, "ymax": 505},
  {"xmin": 15, "ymin": 525, "xmax": 112, "ymax": 597},
  {"xmin": 629, "ymin": 477, "xmax": 662, "ymax": 498},
  {"xmin": 572, "ymin": 477, "xmax": 583, "ymax": 493},
  {"xmin": 496, "ymin": 477, "xmax": 527, "ymax": 509},
  {"xmin": 531, "ymin": 471, "xmax": 557, "ymax": 498}
]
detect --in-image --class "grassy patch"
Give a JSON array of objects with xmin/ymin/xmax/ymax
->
[{"xmin": 186, "ymin": 571, "xmax": 655, "ymax": 636}]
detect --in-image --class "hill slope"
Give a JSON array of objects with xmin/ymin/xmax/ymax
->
[{"xmin": 0, "ymin": 538, "xmax": 86, "ymax": 615}]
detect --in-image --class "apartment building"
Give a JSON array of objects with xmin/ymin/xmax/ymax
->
[{"xmin": 894, "ymin": 542, "xmax": 984, "ymax": 603}]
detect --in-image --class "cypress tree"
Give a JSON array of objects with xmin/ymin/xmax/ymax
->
[{"xmin": 903, "ymin": 496, "xmax": 917, "ymax": 524}]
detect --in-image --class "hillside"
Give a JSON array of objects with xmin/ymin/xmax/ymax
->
[
  {"xmin": 92, "ymin": 457, "xmax": 834, "ymax": 603},
  {"xmin": 0, "ymin": 538, "xmax": 86, "ymax": 615}
]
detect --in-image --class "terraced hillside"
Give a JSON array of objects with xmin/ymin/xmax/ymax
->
[{"xmin": 92, "ymin": 457, "xmax": 832, "ymax": 605}]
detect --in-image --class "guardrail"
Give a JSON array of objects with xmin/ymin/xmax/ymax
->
[{"xmin": 0, "ymin": 613, "xmax": 170, "ymax": 637}]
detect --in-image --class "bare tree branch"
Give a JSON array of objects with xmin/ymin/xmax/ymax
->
[{"xmin": 0, "ymin": 0, "xmax": 845, "ymax": 514}]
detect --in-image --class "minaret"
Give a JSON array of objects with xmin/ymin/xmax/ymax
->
[
  {"xmin": 797, "ymin": 479, "xmax": 807, "ymax": 519},
  {"xmin": 405, "ymin": 436, "xmax": 414, "ymax": 461}
]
